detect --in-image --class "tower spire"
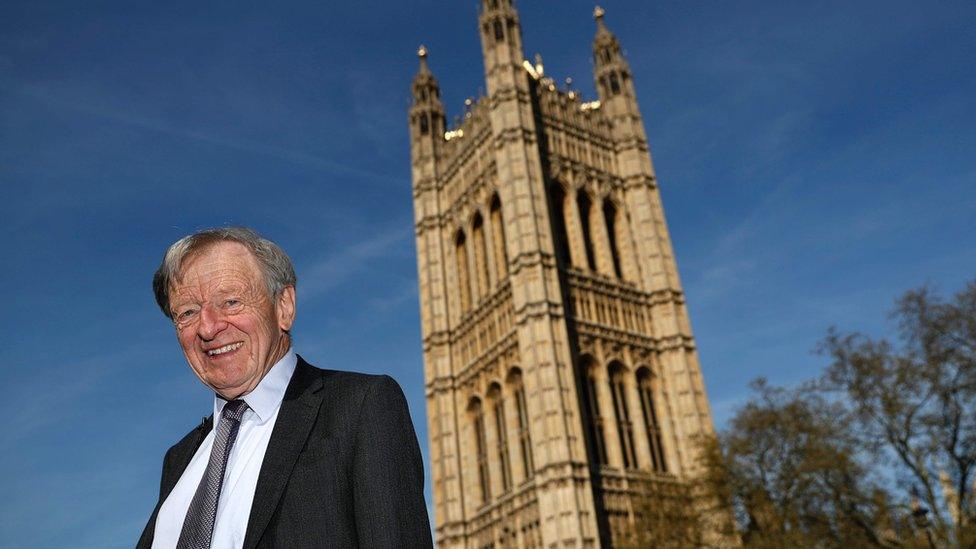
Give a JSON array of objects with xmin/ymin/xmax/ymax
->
[
  {"xmin": 592, "ymin": 7, "xmax": 629, "ymax": 70},
  {"xmin": 411, "ymin": 45, "xmax": 442, "ymax": 111},
  {"xmin": 591, "ymin": 6, "xmax": 637, "ymax": 109},
  {"xmin": 409, "ymin": 45, "xmax": 444, "ymax": 156},
  {"xmin": 417, "ymin": 44, "xmax": 431, "ymax": 74},
  {"xmin": 594, "ymin": 5, "xmax": 609, "ymax": 35},
  {"xmin": 478, "ymin": 0, "xmax": 526, "ymax": 97}
]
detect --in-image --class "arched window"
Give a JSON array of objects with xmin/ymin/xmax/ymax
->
[
  {"xmin": 577, "ymin": 192, "xmax": 597, "ymax": 271},
  {"xmin": 549, "ymin": 183, "xmax": 572, "ymax": 265},
  {"xmin": 490, "ymin": 195, "xmax": 508, "ymax": 281},
  {"xmin": 419, "ymin": 112, "xmax": 429, "ymax": 135},
  {"xmin": 508, "ymin": 368, "xmax": 534, "ymax": 480},
  {"xmin": 609, "ymin": 72, "xmax": 621, "ymax": 95},
  {"xmin": 469, "ymin": 397, "xmax": 491, "ymax": 503},
  {"xmin": 637, "ymin": 368, "xmax": 668, "ymax": 473},
  {"xmin": 488, "ymin": 384, "xmax": 512, "ymax": 492},
  {"xmin": 580, "ymin": 356, "xmax": 608, "ymax": 465},
  {"xmin": 609, "ymin": 362, "xmax": 638, "ymax": 469},
  {"xmin": 455, "ymin": 230, "xmax": 471, "ymax": 314},
  {"xmin": 603, "ymin": 201, "xmax": 623, "ymax": 279},
  {"xmin": 493, "ymin": 19, "xmax": 504, "ymax": 42},
  {"xmin": 472, "ymin": 214, "xmax": 490, "ymax": 299}
]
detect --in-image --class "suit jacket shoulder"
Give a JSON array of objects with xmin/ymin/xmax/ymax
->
[{"xmin": 247, "ymin": 359, "xmax": 432, "ymax": 548}]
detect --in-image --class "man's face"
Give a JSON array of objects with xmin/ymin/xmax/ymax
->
[{"xmin": 168, "ymin": 241, "xmax": 295, "ymax": 400}]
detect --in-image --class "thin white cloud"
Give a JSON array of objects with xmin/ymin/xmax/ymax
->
[
  {"xmin": 364, "ymin": 282, "xmax": 418, "ymax": 313},
  {"xmin": 6, "ymin": 79, "xmax": 403, "ymax": 186},
  {"xmin": 0, "ymin": 344, "xmax": 144, "ymax": 448},
  {"xmin": 298, "ymin": 226, "xmax": 412, "ymax": 300}
]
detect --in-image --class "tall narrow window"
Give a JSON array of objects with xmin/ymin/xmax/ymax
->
[
  {"xmin": 609, "ymin": 363, "xmax": 638, "ymax": 469},
  {"xmin": 581, "ymin": 357, "xmax": 607, "ymax": 465},
  {"xmin": 603, "ymin": 201, "xmax": 622, "ymax": 278},
  {"xmin": 609, "ymin": 72, "xmax": 621, "ymax": 95},
  {"xmin": 490, "ymin": 195, "xmax": 508, "ymax": 281},
  {"xmin": 577, "ymin": 192, "xmax": 597, "ymax": 271},
  {"xmin": 549, "ymin": 183, "xmax": 571, "ymax": 265},
  {"xmin": 509, "ymin": 368, "xmax": 534, "ymax": 480},
  {"xmin": 638, "ymin": 368, "xmax": 668, "ymax": 473},
  {"xmin": 419, "ymin": 113, "xmax": 429, "ymax": 135},
  {"xmin": 455, "ymin": 230, "xmax": 471, "ymax": 314},
  {"xmin": 472, "ymin": 214, "xmax": 490, "ymax": 299},
  {"xmin": 470, "ymin": 398, "xmax": 491, "ymax": 503},
  {"xmin": 489, "ymin": 385, "xmax": 512, "ymax": 492}
]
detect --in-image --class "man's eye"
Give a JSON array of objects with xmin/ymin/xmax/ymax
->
[
  {"xmin": 177, "ymin": 308, "xmax": 199, "ymax": 320},
  {"xmin": 225, "ymin": 299, "xmax": 241, "ymax": 307}
]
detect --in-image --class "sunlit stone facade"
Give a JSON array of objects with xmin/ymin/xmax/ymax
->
[{"xmin": 409, "ymin": 3, "xmax": 719, "ymax": 546}]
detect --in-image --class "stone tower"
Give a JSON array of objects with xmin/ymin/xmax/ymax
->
[{"xmin": 409, "ymin": 3, "xmax": 718, "ymax": 547}]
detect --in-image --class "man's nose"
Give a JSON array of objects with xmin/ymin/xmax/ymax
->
[{"xmin": 197, "ymin": 303, "xmax": 228, "ymax": 340}]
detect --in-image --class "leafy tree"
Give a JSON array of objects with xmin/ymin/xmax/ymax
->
[
  {"xmin": 819, "ymin": 281, "xmax": 976, "ymax": 546},
  {"xmin": 626, "ymin": 479, "xmax": 703, "ymax": 548},
  {"xmin": 693, "ymin": 279, "xmax": 976, "ymax": 547},
  {"xmin": 700, "ymin": 380, "xmax": 899, "ymax": 547}
]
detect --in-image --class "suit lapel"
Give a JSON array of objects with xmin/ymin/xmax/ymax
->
[
  {"xmin": 164, "ymin": 417, "xmax": 213, "ymax": 497},
  {"xmin": 243, "ymin": 357, "xmax": 324, "ymax": 549},
  {"xmin": 137, "ymin": 417, "xmax": 212, "ymax": 549}
]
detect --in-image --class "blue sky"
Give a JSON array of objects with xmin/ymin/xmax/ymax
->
[{"xmin": 1, "ymin": 0, "xmax": 973, "ymax": 546}]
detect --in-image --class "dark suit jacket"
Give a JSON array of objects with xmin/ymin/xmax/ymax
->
[{"xmin": 138, "ymin": 357, "xmax": 432, "ymax": 548}]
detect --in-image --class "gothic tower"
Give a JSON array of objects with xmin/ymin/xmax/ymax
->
[{"xmin": 410, "ymin": 4, "xmax": 719, "ymax": 547}]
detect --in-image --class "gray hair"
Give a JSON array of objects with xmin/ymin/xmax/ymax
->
[{"xmin": 152, "ymin": 227, "xmax": 297, "ymax": 319}]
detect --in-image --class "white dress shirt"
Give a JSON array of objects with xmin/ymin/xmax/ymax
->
[{"xmin": 153, "ymin": 351, "xmax": 298, "ymax": 549}]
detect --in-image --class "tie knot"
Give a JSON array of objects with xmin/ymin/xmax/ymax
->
[{"xmin": 222, "ymin": 399, "xmax": 248, "ymax": 422}]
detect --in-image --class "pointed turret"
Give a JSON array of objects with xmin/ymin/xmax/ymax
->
[
  {"xmin": 410, "ymin": 45, "xmax": 445, "ymax": 143},
  {"xmin": 409, "ymin": 46, "xmax": 445, "ymax": 193},
  {"xmin": 478, "ymin": 0, "xmax": 527, "ymax": 97},
  {"xmin": 591, "ymin": 6, "xmax": 638, "ymax": 114},
  {"xmin": 417, "ymin": 44, "xmax": 431, "ymax": 75}
]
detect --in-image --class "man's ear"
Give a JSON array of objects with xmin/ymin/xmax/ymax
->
[{"xmin": 276, "ymin": 286, "xmax": 296, "ymax": 331}]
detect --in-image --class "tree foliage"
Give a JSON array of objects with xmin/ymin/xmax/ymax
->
[
  {"xmin": 703, "ymin": 380, "xmax": 899, "ymax": 546},
  {"xmin": 818, "ymin": 281, "xmax": 976, "ymax": 546},
  {"xmin": 694, "ymin": 279, "xmax": 976, "ymax": 547},
  {"xmin": 625, "ymin": 480, "xmax": 703, "ymax": 548}
]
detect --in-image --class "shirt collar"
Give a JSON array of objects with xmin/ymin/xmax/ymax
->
[{"xmin": 213, "ymin": 349, "xmax": 297, "ymax": 425}]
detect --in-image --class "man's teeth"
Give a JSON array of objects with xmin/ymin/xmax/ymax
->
[{"xmin": 207, "ymin": 342, "xmax": 243, "ymax": 356}]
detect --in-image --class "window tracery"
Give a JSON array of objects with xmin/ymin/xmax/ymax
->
[
  {"xmin": 609, "ymin": 362, "xmax": 638, "ymax": 468},
  {"xmin": 637, "ymin": 367, "xmax": 667, "ymax": 473}
]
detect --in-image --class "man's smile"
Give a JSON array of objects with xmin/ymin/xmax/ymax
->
[{"xmin": 206, "ymin": 341, "xmax": 244, "ymax": 357}]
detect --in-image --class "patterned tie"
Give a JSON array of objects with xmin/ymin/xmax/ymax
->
[{"xmin": 176, "ymin": 399, "xmax": 249, "ymax": 549}]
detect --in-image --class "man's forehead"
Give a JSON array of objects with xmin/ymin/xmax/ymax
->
[{"xmin": 172, "ymin": 241, "xmax": 263, "ymax": 288}]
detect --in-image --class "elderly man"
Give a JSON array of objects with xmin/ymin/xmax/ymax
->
[{"xmin": 138, "ymin": 227, "xmax": 432, "ymax": 548}]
